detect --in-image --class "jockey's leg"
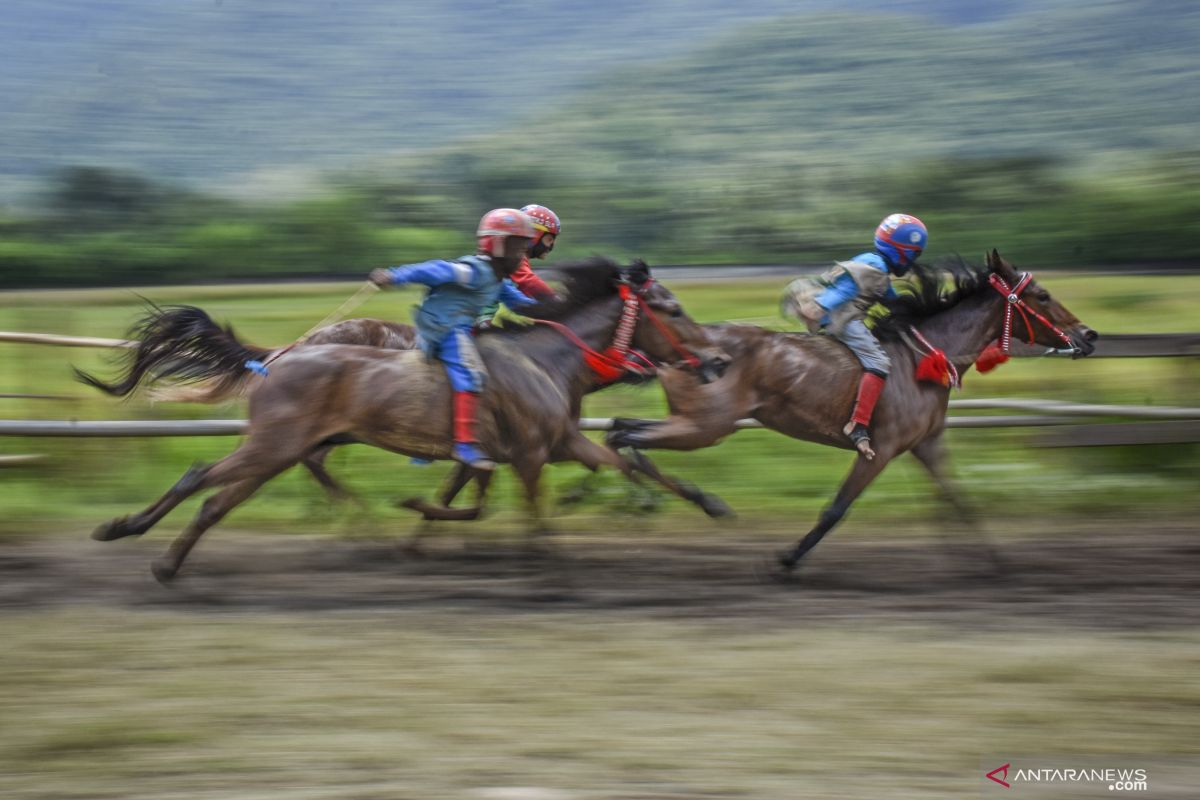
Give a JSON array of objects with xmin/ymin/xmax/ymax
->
[
  {"xmin": 837, "ymin": 320, "xmax": 890, "ymax": 461},
  {"xmin": 440, "ymin": 327, "xmax": 495, "ymax": 471}
]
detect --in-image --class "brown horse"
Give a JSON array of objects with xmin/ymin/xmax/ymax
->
[
  {"xmin": 79, "ymin": 258, "xmax": 728, "ymax": 581},
  {"xmin": 77, "ymin": 276, "xmax": 677, "ymax": 515},
  {"xmin": 602, "ymin": 251, "xmax": 1098, "ymax": 569}
]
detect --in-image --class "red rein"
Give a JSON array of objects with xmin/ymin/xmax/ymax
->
[{"xmin": 534, "ymin": 280, "xmax": 701, "ymax": 383}]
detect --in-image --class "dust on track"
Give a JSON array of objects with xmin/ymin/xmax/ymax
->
[{"xmin": 1, "ymin": 524, "xmax": 1196, "ymax": 631}]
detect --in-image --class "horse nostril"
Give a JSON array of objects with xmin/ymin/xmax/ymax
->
[{"xmin": 1084, "ymin": 328, "xmax": 1099, "ymax": 343}]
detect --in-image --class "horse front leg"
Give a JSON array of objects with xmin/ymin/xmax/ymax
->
[
  {"xmin": 512, "ymin": 454, "xmax": 553, "ymax": 543},
  {"xmin": 623, "ymin": 449, "xmax": 733, "ymax": 519},
  {"xmin": 607, "ymin": 414, "xmax": 735, "ymax": 451},
  {"xmin": 398, "ymin": 463, "xmax": 489, "ymax": 521},
  {"xmin": 779, "ymin": 452, "xmax": 891, "ymax": 571},
  {"xmin": 604, "ymin": 416, "xmax": 737, "ymax": 518},
  {"xmin": 400, "ymin": 467, "xmax": 493, "ymax": 557},
  {"xmin": 910, "ymin": 435, "xmax": 1003, "ymax": 573},
  {"xmin": 301, "ymin": 444, "xmax": 364, "ymax": 508}
]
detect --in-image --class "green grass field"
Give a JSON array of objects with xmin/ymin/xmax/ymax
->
[
  {"xmin": 1, "ymin": 608, "xmax": 1195, "ymax": 800},
  {"xmin": 0, "ymin": 273, "xmax": 1197, "ymax": 534}
]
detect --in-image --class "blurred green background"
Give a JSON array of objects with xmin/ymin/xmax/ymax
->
[{"xmin": 2, "ymin": 0, "xmax": 1200, "ymax": 286}]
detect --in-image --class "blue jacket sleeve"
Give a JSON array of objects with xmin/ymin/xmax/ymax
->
[
  {"xmin": 386, "ymin": 259, "xmax": 478, "ymax": 288},
  {"xmin": 815, "ymin": 272, "xmax": 859, "ymax": 311},
  {"xmin": 499, "ymin": 280, "xmax": 536, "ymax": 309}
]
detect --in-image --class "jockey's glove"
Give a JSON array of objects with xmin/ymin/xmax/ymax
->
[{"xmin": 492, "ymin": 306, "xmax": 535, "ymax": 328}]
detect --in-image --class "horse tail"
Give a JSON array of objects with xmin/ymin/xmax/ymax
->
[{"xmin": 74, "ymin": 303, "xmax": 273, "ymax": 404}]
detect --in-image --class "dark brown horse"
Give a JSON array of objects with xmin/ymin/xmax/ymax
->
[
  {"xmin": 79, "ymin": 258, "xmax": 728, "ymax": 581},
  {"xmin": 603, "ymin": 251, "xmax": 1098, "ymax": 568}
]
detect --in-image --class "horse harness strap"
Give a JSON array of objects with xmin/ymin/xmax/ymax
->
[
  {"xmin": 988, "ymin": 272, "xmax": 1073, "ymax": 353},
  {"xmin": 533, "ymin": 279, "xmax": 700, "ymax": 382},
  {"xmin": 902, "ymin": 326, "xmax": 961, "ymax": 388},
  {"xmin": 633, "ymin": 283, "xmax": 703, "ymax": 370}
]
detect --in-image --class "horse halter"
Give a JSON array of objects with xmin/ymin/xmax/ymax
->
[
  {"xmin": 534, "ymin": 278, "xmax": 703, "ymax": 382},
  {"xmin": 987, "ymin": 272, "xmax": 1077, "ymax": 356}
]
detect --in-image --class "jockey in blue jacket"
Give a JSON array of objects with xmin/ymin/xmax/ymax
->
[
  {"xmin": 369, "ymin": 208, "xmax": 538, "ymax": 471},
  {"xmin": 786, "ymin": 213, "xmax": 928, "ymax": 460}
]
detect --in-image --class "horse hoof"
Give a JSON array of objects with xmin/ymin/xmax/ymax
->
[
  {"xmin": 92, "ymin": 517, "xmax": 137, "ymax": 541},
  {"xmin": 776, "ymin": 549, "xmax": 800, "ymax": 572},
  {"xmin": 701, "ymin": 494, "xmax": 736, "ymax": 519},
  {"xmin": 755, "ymin": 553, "xmax": 800, "ymax": 584},
  {"xmin": 150, "ymin": 559, "xmax": 178, "ymax": 585}
]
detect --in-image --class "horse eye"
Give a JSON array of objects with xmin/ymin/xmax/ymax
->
[
  {"xmin": 669, "ymin": 307, "xmax": 683, "ymax": 318},
  {"xmin": 1037, "ymin": 291, "xmax": 1051, "ymax": 302}
]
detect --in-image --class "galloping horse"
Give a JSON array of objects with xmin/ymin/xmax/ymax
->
[
  {"xmin": 79, "ymin": 258, "xmax": 727, "ymax": 581},
  {"xmin": 603, "ymin": 251, "xmax": 1098, "ymax": 568},
  {"xmin": 79, "ymin": 275, "xmax": 663, "ymax": 511}
]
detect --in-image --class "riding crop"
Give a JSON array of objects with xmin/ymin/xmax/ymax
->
[{"xmin": 245, "ymin": 281, "xmax": 380, "ymax": 376}]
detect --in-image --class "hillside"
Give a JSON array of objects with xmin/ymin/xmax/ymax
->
[{"xmin": 2, "ymin": 0, "xmax": 1079, "ymax": 191}]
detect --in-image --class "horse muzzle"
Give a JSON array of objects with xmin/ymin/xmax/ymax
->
[{"xmin": 1067, "ymin": 326, "xmax": 1099, "ymax": 358}]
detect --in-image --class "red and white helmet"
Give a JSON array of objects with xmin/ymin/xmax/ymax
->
[
  {"xmin": 476, "ymin": 208, "xmax": 536, "ymax": 256},
  {"xmin": 520, "ymin": 204, "xmax": 561, "ymax": 241},
  {"xmin": 520, "ymin": 204, "xmax": 561, "ymax": 258}
]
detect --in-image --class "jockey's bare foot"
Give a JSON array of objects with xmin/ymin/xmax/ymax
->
[
  {"xmin": 452, "ymin": 442, "xmax": 496, "ymax": 472},
  {"xmin": 843, "ymin": 422, "xmax": 876, "ymax": 461}
]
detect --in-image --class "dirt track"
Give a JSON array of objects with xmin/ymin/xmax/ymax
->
[{"xmin": 2, "ymin": 523, "xmax": 1196, "ymax": 632}]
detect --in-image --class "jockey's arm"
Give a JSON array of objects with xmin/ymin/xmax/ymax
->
[
  {"xmin": 509, "ymin": 263, "xmax": 555, "ymax": 299},
  {"xmin": 815, "ymin": 272, "xmax": 858, "ymax": 311},
  {"xmin": 382, "ymin": 259, "xmax": 481, "ymax": 288},
  {"xmin": 498, "ymin": 280, "xmax": 537, "ymax": 310}
]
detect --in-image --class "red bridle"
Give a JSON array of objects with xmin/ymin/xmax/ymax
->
[
  {"xmin": 987, "ymin": 272, "xmax": 1076, "ymax": 354},
  {"xmin": 533, "ymin": 279, "xmax": 703, "ymax": 382}
]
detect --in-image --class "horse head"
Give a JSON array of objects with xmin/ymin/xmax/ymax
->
[
  {"xmin": 622, "ymin": 260, "xmax": 730, "ymax": 383},
  {"xmin": 986, "ymin": 249, "xmax": 1098, "ymax": 357}
]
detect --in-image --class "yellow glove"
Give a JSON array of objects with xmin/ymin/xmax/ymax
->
[{"xmin": 492, "ymin": 305, "xmax": 535, "ymax": 328}]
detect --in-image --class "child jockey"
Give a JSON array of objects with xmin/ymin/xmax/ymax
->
[
  {"xmin": 509, "ymin": 203, "xmax": 560, "ymax": 300},
  {"xmin": 784, "ymin": 213, "xmax": 928, "ymax": 460},
  {"xmin": 369, "ymin": 208, "xmax": 538, "ymax": 471},
  {"xmin": 477, "ymin": 203, "xmax": 560, "ymax": 329}
]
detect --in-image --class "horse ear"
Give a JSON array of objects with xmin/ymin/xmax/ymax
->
[
  {"xmin": 987, "ymin": 249, "xmax": 1018, "ymax": 282},
  {"xmin": 625, "ymin": 259, "xmax": 651, "ymax": 286}
]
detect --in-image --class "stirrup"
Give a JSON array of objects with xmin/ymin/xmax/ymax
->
[
  {"xmin": 452, "ymin": 442, "xmax": 496, "ymax": 472},
  {"xmin": 843, "ymin": 422, "xmax": 876, "ymax": 461}
]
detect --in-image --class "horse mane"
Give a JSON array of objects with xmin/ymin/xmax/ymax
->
[
  {"xmin": 873, "ymin": 256, "xmax": 990, "ymax": 341},
  {"xmin": 519, "ymin": 256, "xmax": 634, "ymax": 321}
]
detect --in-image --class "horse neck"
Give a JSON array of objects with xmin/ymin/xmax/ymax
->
[
  {"xmin": 525, "ymin": 295, "xmax": 624, "ymax": 390},
  {"xmin": 913, "ymin": 287, "xmax": 1006, "ymax": 369}
]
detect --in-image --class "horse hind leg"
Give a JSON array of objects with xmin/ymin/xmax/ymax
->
[
  {"xmin": 151, "ymin": 476, "xmax": 271, "ymax": 584},
  {"xmin": 147, "ymin": 435, "xmax": 314, "ymax": 581},
  {"xmin": 92, "ymin": 462, "xmax": 212, "ymax": 541}
]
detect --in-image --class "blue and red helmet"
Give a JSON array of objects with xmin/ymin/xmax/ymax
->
[{"xmin": 874, "ymin": 213, "xmax": 927, "ymax": 269}]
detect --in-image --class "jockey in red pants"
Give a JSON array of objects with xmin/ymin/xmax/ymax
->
[
  {"xmin": 788, "ymin": 213, "xmax": 928, "ymax": 460},
  {"xmin": 369, "ymin": 208, "xmax": 539, "ymax": 471}
]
